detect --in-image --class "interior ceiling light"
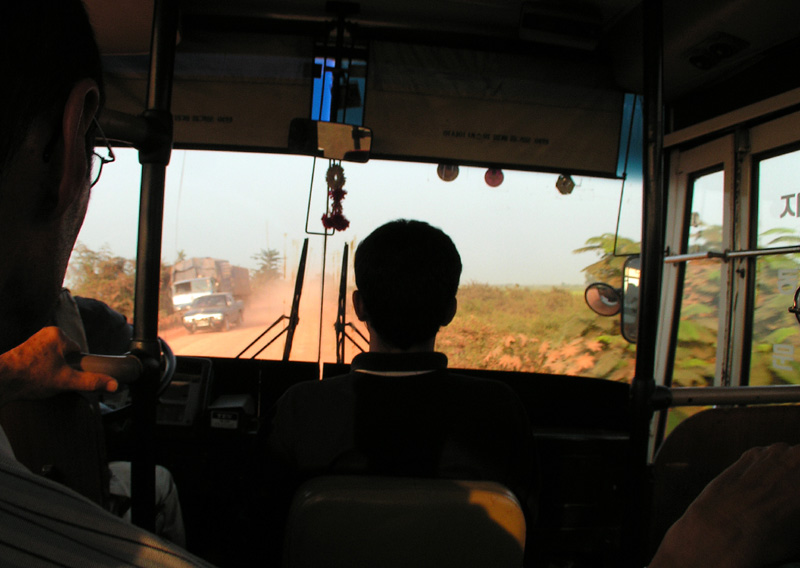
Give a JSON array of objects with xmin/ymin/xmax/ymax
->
[{"xmin": 556, "ymin": 174, "xmax": 575, "ymax": 195}]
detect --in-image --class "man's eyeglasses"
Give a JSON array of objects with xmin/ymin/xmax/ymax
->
[{"xmin": 91, "ymin": 118, "xmax": 115, "ymax": 188}]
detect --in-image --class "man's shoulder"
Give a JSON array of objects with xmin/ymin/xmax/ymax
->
[{"xmin": 0, "ymin": 449, "xmax": 212, "ymax": 567}]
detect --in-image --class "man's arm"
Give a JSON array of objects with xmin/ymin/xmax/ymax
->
[
  {"xmin": 0, "ymin": 326, "xmax": 117, "ymax": 407},
  {"xmin": 650, "ymin": 443, "xmax": 800, "ymax": 568}
]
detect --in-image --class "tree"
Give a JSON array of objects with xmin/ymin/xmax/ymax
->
[
  {"xmin": 573, "ymin": 233, "xmax": 640, "ymax": 285},
  {"xmin": 252, "ymin": 248, "xmax": 282, "ymax": 286},
  {"xmin": 66, "ymin": 242, "xmax": 136, "ymax": 319},
  {"xmin": 160, "ymin": 261, "xmax": 174, "ymax": 316}
]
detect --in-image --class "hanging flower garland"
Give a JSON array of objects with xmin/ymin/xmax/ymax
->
[{"xmin": 321, "ymin": 162, "xmax": 350, "ymax": 231}]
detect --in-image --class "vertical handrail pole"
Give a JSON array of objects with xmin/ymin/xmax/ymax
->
[
  {"xmin": 129, "ymin": 0, "xmax": 178, "ymax": 532},
  {"xmin": 627, "ymin": 0, "xmax": 665, "ymax": 565},
  {"xmin": 335, "ymin": 244, "xmax": 350, "ymax": 364}
]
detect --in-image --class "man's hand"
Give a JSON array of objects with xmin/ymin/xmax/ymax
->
[
  {"xmin": 0, "ymin": 326, "xmax": 118, "ymax": 407},
  {"xmin": 650, "ymin": 443, "xmax": 800, "ymax": 568}
]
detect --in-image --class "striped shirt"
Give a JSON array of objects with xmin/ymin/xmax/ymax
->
[{"xmin": 0, "ymin": 426, "xmax": 213, "ymax": 567}]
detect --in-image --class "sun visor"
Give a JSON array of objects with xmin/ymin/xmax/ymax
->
[
  {"xmin": 103, "ymin": 36, "xmax": 624, "ymax": 176},
  {"xmin": 365, "ymin": 42, "xmax": 624, "ymax": 177},
  {"xmin": 102, "ymin": 35, "xmax": 314, "ymax": 151}
]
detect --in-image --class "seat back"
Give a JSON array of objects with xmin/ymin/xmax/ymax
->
[
  {"xmin": 0, "ymin": 392, "xmax": 109, "ymax": 507},
  {"xmin": 283, "ymin": 476, "xmax": 526, "ymax": 568},
  {"xmin": 648, "ymin": 405, "xmax": 800, "ymax": 558}
]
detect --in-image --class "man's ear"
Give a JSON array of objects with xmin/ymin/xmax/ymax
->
[
  {"xmin": 53, "ymin": 78, "xmax": 100, "ymax": 217},
  {"xmin": 353, "ymin": 290, "xmax": 369, "ymax": 322},
  {"xmin": 441, "ymin": 297, "xmax": 458, "ymax": 327}
]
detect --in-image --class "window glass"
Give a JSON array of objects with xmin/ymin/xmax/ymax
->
[
  {"xmin": 69, "ymin": 148, "xmax": 642, "ymax": 380},
  {"xmin": 672, "ymin": 171, "xmax": 724, "ymax": 389},
  {"xmin": 312, "ymin": 56, "xmax": 367, "ymax": 126},
  {"xmin": 750, "ymin": 148, "xmax": 800, "ymax": 385},
  {"xmin": 666, "ymin": 171, "xmax": 723, "ymax": 432}
]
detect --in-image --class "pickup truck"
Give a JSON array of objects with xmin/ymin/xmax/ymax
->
[
  {"xmin": 182, "ymin": 293, "xmax": 244, "ymax": 333},
  {"xmin": 171, "ymin": 257, "xmax": 251, "ymax": 312}
]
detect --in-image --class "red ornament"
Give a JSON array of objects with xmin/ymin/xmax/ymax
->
[
  {"xmin": 321, "ymin": 211, "xmax": 350, "ymax": 231},
  {"xmin": 322, "ymin": 163, "xmax": 350, "ymax": 231},
  {"xmin": 485, "ymin": 168, "xmax": 504, "ymax": 187}
]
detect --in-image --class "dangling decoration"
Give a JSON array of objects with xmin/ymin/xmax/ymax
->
[
  {"xmin": 322, "ymin": 162, "xmax": 350, "ymax": 231},
  {"xmin": 485, "ymin": 168, "xmax": 504, "ymax": 187},
  {"xmin": 437, "ymin": 163, "xmax": 459, "ymax": 182}
]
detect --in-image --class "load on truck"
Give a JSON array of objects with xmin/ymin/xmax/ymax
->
[{"xmin": 171, "ymin": 257, "xmax": 251, "ymax": 312}]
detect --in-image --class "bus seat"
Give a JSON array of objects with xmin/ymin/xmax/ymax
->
[
  {"xmin": 283, "ymin": 476, "xmax": 526, "ymax": 568},
  {"xmin": 648, "ymin": 405, "xmax": 800, "ymax": 558},
  {"xmin": 0, "ymin": 392, "xmax": 109, "ymax": 507}
]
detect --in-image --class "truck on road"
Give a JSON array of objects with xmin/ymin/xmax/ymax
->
[
  {"xmin": 171, "ymin": 257, "xmax": 251, "ymax": 312},
  {"xmin": 182, "ymin": 293, "xmax": 244, "ymax": 333}
]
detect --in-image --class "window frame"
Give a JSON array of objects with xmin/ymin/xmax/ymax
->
[{"xmin": 657, "ymin": 108, "xmax": 800, "ymax": 393}]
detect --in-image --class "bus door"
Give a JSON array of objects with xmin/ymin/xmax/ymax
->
[
  {"xmin": 647, "ymin": 97, "xmax": 800, "ymax": 558},
  {"xmin": 655, "ymin": 96, "xmax": 800, "ymax": 436}
]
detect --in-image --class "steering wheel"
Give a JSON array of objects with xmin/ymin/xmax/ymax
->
[{"xmin": 156, "ymin": 337, "xmax": 176, "ymax": 398}]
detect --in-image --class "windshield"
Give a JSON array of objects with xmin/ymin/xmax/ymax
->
[
  {"xmin": 68, "ymin": 148, "xmax": 642, "ymax": 380},
  {"xmin": 193, "ymin": 295, "xmax": 226, "ymax": 308},
  {"xmin": 183, "ymin": 279, "xmax": 213, "ymax": 294},
  {"xmin": 173, "ymin": 279, "xmax": 213, "ymax": 295}
]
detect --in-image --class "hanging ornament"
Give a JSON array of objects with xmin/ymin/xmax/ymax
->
[
  {"xmin": 485, "ymin": 168, "xmax": 504, "ymax": 187},
  {"xmin": 322, "ymin": 162, "xmax": 350, "ymax": 231},
  {"xmin": 326, "ymin": 164, "xmax": 346, "ymax": 191},
  {"xmin": 437, "ymin": 163, "xmax": 460, "ymax": 182},
  {"xmin": 555, "ymin": 174, "xmax": 576, "ymax": 195}
]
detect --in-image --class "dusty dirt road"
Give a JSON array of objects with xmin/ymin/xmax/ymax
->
[{"xmin": 159, "ymin": 279, "xmax": 365, "ymax": 365}]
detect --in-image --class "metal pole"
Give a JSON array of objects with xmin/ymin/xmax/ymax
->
[
  {"xmin": 129, "ymin": 0, "xmax": 178, "ymax": 532},
  {"xmin": 627, "ymin": 0, "xmax": 665, "ymax": 564},
  {"xmin": 330, "ymin": 14, "xmax": 345, "ymax": 122},
  {"xmin": 336, "ymin": 244, "xmax": 350, "ymax": 364},
  {"xmin": 659, "ymin": 384, "xmax": 800, "ymax": 407}
]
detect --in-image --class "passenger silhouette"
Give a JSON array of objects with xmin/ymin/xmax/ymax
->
[
  {"xmin": 0, "ymin": 2, "xmax": 210, "ymax": 564},
  {"xmin": 267, "ymin": 219, "xmax": 536, "ymax": 506}
]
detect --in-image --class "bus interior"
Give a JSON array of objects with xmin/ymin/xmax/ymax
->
[{"xmin": 14, "ymin": 0, "xmax": 800, "ymax": 566}]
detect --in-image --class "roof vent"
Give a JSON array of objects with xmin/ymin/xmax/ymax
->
[{"xmin": 685, "ymin": 32, "xmax": 750, "ymax": 71}]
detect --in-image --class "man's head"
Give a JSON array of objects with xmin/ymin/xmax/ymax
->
[
  {"xmin": 0, "ymin": 0, "xmax": 103, "ymax": 350},
  {"xmin": 354, "ymin": 219, "xmax": 462, "ymax": 351},
  {"xmin": 1, "ymin": 1, "xmax": 104, "ymax": 173}
]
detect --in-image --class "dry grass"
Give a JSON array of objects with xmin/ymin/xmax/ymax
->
[{"xmin": 438, "ymin": 284, "xmax": 635, "ymax": 381}]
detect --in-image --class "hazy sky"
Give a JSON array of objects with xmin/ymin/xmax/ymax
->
[{"xmin": 75, "ymin": 148, "xmax": 643, "ymax": 287}]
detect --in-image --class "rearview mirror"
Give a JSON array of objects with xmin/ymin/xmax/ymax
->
[
  {"xmin": 583, "ymin": 255, "xmax": 640, "ymax": 343},
  {"xmin": 621, "ymin": 255, "xmax": 640, "ymax": 344},
  {"xmin": 585, "ymin": 283, "xmax": 622, "ymax": 317},
  {"xmin": 288, "ymin": 118, "xmax": 372, "ymax": 163}
]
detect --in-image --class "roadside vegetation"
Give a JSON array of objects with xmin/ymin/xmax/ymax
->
[
  {"xmin": 66, "ymin": 243, "xmax": 285, "ymax": 329},
  {"xmin": 439, "ymin": 284, "xmax": 636, "ymax": 381},
  {"xmin": 66, "ymin": 228, "xmax": 800, "ymax": 393}
]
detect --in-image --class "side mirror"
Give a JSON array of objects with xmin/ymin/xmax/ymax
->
[
  {"xmin": 621, "ymin": 255, "xmax": 640, "ymax": 344},
  {"xmin": 585, "ymin": 283, "xmax": 622, "ymax": 317},
  {"xmin": 288, "ymin": 118, "xmax": 372, "ymax": 163},
  {"xmin": 583, "ymin": 255, "xmax": 640, "ymax": 344}
]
